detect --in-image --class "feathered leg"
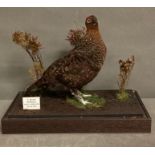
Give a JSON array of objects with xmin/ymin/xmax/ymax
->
[{"xmin": 77, "ymin": 90, "xmax": 92, "ymax": 97}]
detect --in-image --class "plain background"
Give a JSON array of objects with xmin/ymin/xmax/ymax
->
[{"xmin": 0, "ymin": 7, "xmax": 155, "ymax": 99}]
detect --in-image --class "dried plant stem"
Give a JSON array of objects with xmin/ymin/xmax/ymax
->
[
  {"xmin": 117, "ymin": 56, "xmax": 135, "ymax": 101},
  {"xmin": 26, "ymin": 48, "xmax": 35, "ymax": 61},
  {"xmin": 119, "ymin": 73, "xmax": 128, "ymax": 93},
  {"xmin": 26, "ymin": 48, "xmax": 44, "ymax": 80},
  {"xmin": 37, "ymin": 54, "xmax": 44, "ymax": 69}
]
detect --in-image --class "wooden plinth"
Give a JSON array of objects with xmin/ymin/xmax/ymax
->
[{"xmin": 1, "ymin": 90, "xmax": 151, "ymax": 133}]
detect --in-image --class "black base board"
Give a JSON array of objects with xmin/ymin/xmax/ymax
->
[{"xmin": 1, "ymin": 90, "xmax": 151, "ymax": 133}]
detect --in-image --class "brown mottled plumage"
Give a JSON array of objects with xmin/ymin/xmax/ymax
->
[{"xmin": 26, "ymin": 15, "xmax": 107, "ymax": 97}]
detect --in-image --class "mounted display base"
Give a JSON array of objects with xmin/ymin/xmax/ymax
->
[{"xmin": 1, "ymin": 90, "xmax": 151, "ymax": 133}]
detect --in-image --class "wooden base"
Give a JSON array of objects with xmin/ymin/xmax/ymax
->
[{"xmin": 1, "ymin": 90, "xmax": 151, "ymax": 133}]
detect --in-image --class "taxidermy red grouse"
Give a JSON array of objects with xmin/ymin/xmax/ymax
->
[{"xmin": 26, "ymin": 15, "xmax": 107, "ymax": 105}]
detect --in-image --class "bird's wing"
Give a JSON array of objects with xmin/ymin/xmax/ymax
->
[
  {"xmin": 58, "ymin": 50, "xmax": 89, "ymax": 73},
  {"xmin": 53, "ymin": 49, "xmax": 97, "ymax": 89}
]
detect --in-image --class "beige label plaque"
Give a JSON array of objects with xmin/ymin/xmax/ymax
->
[{"xmin": 22, "ymin": 97, "xmax": 40, "ymax": 110}]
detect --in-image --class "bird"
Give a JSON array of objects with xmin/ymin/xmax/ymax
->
[{"xmin": 25, "ymin": 15, "xmax": 107, "ymax": 105}]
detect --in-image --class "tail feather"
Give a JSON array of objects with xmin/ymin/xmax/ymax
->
[{"xmin": 25, "ymin": 78, "xmax": 46, "ymax": 95}]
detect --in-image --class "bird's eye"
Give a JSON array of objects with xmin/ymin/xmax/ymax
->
[{"xmin": 87, "ymin": 18, "xmax": 92, "ymax": 24}]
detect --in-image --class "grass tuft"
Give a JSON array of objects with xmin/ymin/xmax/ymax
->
[
  {"xmin": 66, "ymin": 93, "xmax": 106, "ymax": 109},
  {"xmin": 117, "ymin": 91, "xmax": 129, "ymax": 101}
]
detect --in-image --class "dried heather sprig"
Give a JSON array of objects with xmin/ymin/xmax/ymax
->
[
  {"xmin": 118, "ymin": 55, "xmax": 135, "ymax": 93},
  {"xmin": 12, "ymin": 31, "xmax": 44, "ymax": 81}
]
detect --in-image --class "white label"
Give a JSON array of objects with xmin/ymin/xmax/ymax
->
[{"xmin": 22, "ymin": 97, "xmax": 40, "ymax": 110}]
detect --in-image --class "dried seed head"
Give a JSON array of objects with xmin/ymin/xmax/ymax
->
[
  {"xmin": 12, "ymin": 31, "xmax": 29, "ymax": 48},
  {"xmin": 119, "ymin": 56, "xmax": 135, "ymax": 73},
  {"xmin": 12, "ymin": 31, "xmax": 42, "ymax": 54},
  {"xmin": 28, "ymin": 36, "xmax": 42, "ymax": 54}
]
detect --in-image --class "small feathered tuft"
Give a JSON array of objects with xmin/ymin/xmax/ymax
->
[{"xmin": 66, "ymin": 27, "xmax": 86, "ymax": 47}]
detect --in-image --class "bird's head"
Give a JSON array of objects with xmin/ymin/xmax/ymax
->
[{"xmin": 85, "ymin": 15, "xmax": 98, "ymax": 30}]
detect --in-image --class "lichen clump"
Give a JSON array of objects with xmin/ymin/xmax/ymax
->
[
  {"xmin": 12, "ymin": 31, "xmax": 44, "ymax": 81},
  {"xmin": 67, "ymin": 93, "xmax": 106, "ymax": 109},
  {"xmin": 117, "ymin": 55, "xmax": 135, "ymax": 101}
]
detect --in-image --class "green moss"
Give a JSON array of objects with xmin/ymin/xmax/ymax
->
[
  {"xmin": 117, "ymin": 91, "xmax": 129, "ymax": 101},
  {"xmin": 66, "ymin": 93, "xmax": 106, "ymax": 109}
]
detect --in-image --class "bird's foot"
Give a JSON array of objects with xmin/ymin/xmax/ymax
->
[
  {"xmin": 77, "ymin": 90, "xmax": 92, "ymax": 98},
  {"xmin": 71, "ymin": 90, "xmax": 92, "ymax": 105},
  {"xmin": 78, "ymin": 97, "xmax": 91, "ymax": 105}
]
